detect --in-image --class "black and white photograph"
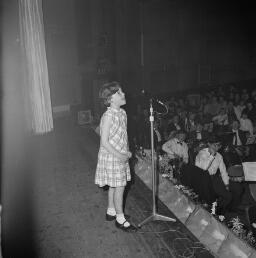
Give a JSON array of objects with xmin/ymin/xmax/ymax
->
[{"xmin": 1, "ymin": 0, "xmax": 256, "ymax": 257}]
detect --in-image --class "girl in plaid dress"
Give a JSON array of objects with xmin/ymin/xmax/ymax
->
[{"xmin": 95, "ymin": 82, "xmax": 137, "ymax": 232}]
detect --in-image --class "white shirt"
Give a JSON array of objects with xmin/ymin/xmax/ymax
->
[
  {"xmin": 162, "ymin": 138, "xmax": 189, "ymax": 163},
  {"xmin": 195, "ymin": 148, "xmax": 229, "ymax": 186},
  {"xmin": 239, "ymin": 118, "xmax": 253, "ymax": 136},
  {"xmin": 212, "ymin": 113, "xmax": 228, "ymax": 125},
  {"xmin": 234, "ymin": 105, "xmax": 245, "ymax": 120}
]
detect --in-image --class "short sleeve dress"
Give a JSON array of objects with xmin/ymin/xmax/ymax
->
[{"xmin": 95, "ymin": 107, "xmax": 131, "ymax": 187}]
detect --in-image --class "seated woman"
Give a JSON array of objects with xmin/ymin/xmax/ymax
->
[
  {"xmin": 212, "ymin": 107, "xmax": 229, "ymax": 134},
  {"xmin": 162, "ymin": 130, "xmax": 188, "ymax": 180},
  {"xmin": 184, "ymin": 112, "xmax": 197, "ymax": 135}
]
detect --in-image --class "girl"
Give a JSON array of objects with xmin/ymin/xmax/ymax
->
[{"xmin": 95, "ymin": 82, "xmax": 137, "ymax": 232}]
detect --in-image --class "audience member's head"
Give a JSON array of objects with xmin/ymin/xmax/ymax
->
[
  {"xmin": 219, "ymin": 96, "xmax": 224, "ymax": 103},
  {"xmin": 188, "ymin": 112, "xmax": 195, "ymax": 120},
  {"xmin": 212, "ymin": 96, "xmax": 218, "ymax": 103},
  {"xmin": 227, "ymin": 100, "xmax": 234, "ymax": 110},
  {"xmin": 207, "ymin": 136, "xmax": 222, "ymax": 154},
  {"xmin": 196, "ymin": 122, "xmax": 203, "ymax": 132},
  {"xmin": 237, "ymin": 99, "xmax": 245, "ymax": 107},
  {"xmin": 173, "ymin": 114, "xmax": 180, "ymax": 124},
  {"xmin": 228, "ymin": 92, "xmax": 234, "ymax": 100},
  {"xmin": 175, "ymin": 130, "xmax": 186, "ymax": 142},
  {"xmin": 231, "ymin": 120, "xmax": 240, "ymax": 131},
  {"xmin": 246, "ymin": 101, "xmax": 253, "ymax": 110},
  {"xmin": 219, "ymin": 107, "xmax": 226, "ymax": 115},
  {"xmin": 241, "ymin": 112, "xmax": 248, "ymax": 120},
  {"xmin": 234, "ymin": 93, "xmax": 240, "ymax": 103},
  {"xmin": 251, "ymin": 89, "xmax": 256, "ymax": 98},
  {"xmin": 179, "ymin": 110, "xmax": 187, "ymax": 119}
]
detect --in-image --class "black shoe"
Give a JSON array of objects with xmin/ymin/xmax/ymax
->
[
  {"xmin": 105, "ymin": 213, "xmax": 131, "ymax": 221},
  {"xmin": 106, "ymin": 213, "xmax": 116, "ymax": 221},
  {"xmin": 115, "ymin": 220, "xmax": 137, "ymax": 232}
]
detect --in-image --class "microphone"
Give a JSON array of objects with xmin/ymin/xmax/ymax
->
[
  {"xmin": 141, "ymin": 89, "xmax": 165, "ymax": 105},
  {"xmin": 156, "ymin": 99, "xmax": 165, "ymax": 106}
]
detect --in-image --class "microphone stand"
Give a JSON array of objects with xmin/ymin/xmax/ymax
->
[{"xmin": 138, "ymin": 99, "xmax": 176, "ymax": 228}]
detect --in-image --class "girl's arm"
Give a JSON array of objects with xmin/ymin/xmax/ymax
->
[{"xmin": 101, "ymin": 114, "xmax": 128, "ymax": 162}]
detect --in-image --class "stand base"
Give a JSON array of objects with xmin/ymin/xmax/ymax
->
[{"xmin": 138, "ymin": 213, "xmax": 176, "ymax": 228}]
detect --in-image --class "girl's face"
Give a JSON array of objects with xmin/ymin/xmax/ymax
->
[{"xmin": 110, "ymin": 88, "xmax": 126, "ymax": 107}]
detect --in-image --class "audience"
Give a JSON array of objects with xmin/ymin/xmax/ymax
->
[{"xmin": 132, "ymin": 82, "xmax": 256, "ymax": 215}]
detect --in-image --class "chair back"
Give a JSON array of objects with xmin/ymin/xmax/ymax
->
[{"xmin": 227, "ymin": 165, "xmax": 244, "ymax": 182}]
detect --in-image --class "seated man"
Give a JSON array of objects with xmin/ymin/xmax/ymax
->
[
  {"xmin": 231, "ymin": 120, "xmax": 247, "ymax": 146},
  {"xmin": 162, "ymin": 130, "xmax": 188, "ymax": 180},
  {"xmin": 195, "ymin": 136, "xmax": 232, "ymax": 214},
  {"xmin": 230, "ymin": 120, "xmax": 250, "ymax": 158}
]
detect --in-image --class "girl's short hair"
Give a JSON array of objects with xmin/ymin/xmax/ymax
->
[{"xmin": 99, "ymin": 81, "xmax": 121, "ymax": 106}]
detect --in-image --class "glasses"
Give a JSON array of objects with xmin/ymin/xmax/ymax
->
[{"xmin": 213, "ymin": 143, "xmax": 222, "ymax": 148}]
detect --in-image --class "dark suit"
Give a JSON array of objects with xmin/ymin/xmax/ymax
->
[
  {"xmin": 189, "ymin": 130, "xmax": 209, "ymax": 142},
  {"xmin": 244, "ymin": 107, "xmax": 256, "ymax": 122},
  {"xmin": 231, "ymin": 130, "xmax": 247, "ymax": 146}
]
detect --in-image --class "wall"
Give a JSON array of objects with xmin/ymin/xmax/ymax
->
[
  {"xmin": 114, "ymin": 0, "xmax": 256, "ymax": 94},
  {"xmin": 42, "ymin": 0, "xmax": 256, "ymax": 115},
  {"xmin": 73, "ymin": 0, "xmax": 116, "ymax": 114},
  {"xmin": 43, "ymin": 0, "xmax": 81, "ymax": 110}
]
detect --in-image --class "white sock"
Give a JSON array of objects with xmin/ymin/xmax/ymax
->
[
  {"xmin": 107, "ymin": 207, "xmax": 116, "ymax": 216},
  {"xmin": 116, "ymin": 213, "xmax": 130, "ymax": 227}
]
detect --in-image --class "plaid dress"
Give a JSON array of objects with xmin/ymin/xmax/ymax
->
[{"xmin": 95, "ymin": 107, "xmax": 131, "ymax": 187}]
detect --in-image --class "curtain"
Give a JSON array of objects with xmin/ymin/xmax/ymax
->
[{"xmin": 19, "ymin": 0, "xmax": 53, "ymax": 134}]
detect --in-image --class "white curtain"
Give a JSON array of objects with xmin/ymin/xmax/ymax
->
[{"xmin": 19, "ymin": 0, "xmax": 53, "ymax": 134}]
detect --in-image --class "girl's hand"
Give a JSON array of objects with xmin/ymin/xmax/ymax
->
[
  {"xmin": 119, "ymin": 153, "xmax": 129, "ymax": 162},
  {"xmin": 127, "ymin": 151, "xmax": 132, "ymax": 159}
]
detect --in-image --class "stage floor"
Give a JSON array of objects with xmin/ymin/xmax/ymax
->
[{"xmin": 30, "ymin": 118, "xmax": 214, "ymax": 257}]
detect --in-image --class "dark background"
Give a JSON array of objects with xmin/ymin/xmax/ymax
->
[{"xmin": 40, "ymin": 0, "xmax": 256, "ymax": 116}]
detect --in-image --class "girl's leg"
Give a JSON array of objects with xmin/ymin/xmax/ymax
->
[
  {"xmin": 113, "ymin": 186, "xmax": 125, "ymax": 215},
  {"xmin": 107, "ymin": 187, "xmax": 116, "ymax": 216},
  {"xmin": 114, "ymin": 186, "xmax": 131, "ymax": 226}
]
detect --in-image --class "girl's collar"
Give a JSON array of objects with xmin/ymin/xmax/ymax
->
[{"xmin": 108, "ymin": 106, "xmax": 121, "ymax": 112}]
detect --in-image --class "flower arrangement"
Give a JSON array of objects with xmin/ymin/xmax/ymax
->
[
  {"xmin": 211, "ymin": 201, "xmax": 217, "ymax": 215},
  {"xmin": 228, "ymin": 217, "xmax": 256, "ymax": 247},
  {"xmin": 175, "ymin": 184, "xmax": 199, "ymax": 201},
  {"xmin": 136, "ymin": 152, "xmax": 256, "ymax": 249},
  {"xmin": 159, "ymin": 154, "xmax": 174, "ymax": 179}
]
